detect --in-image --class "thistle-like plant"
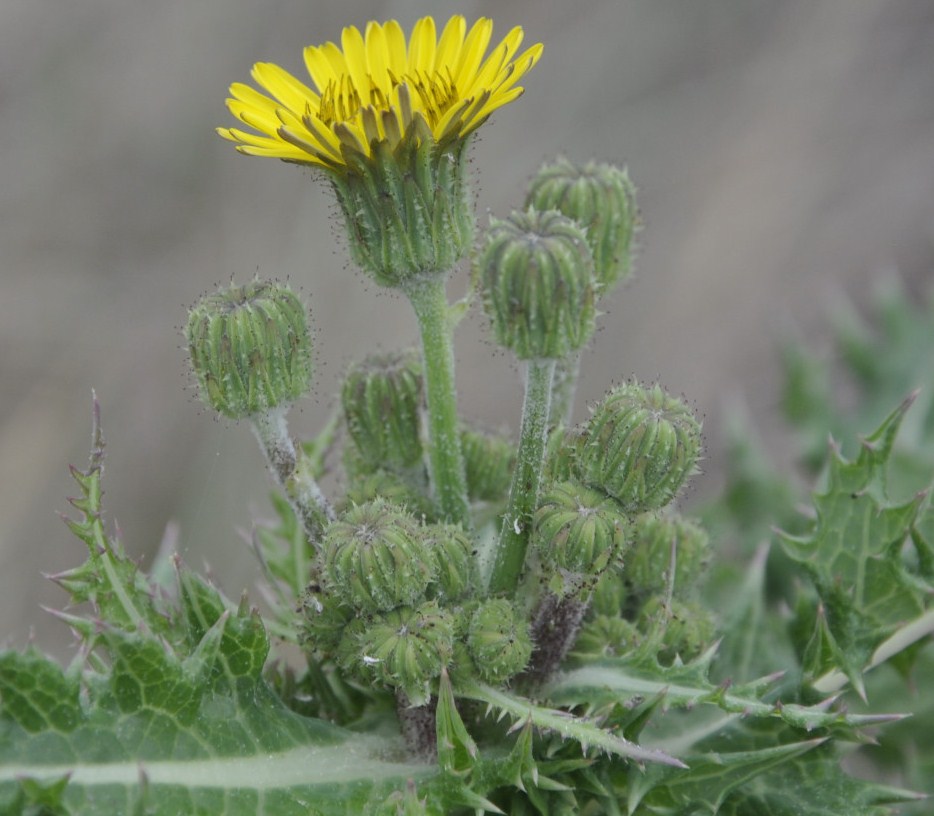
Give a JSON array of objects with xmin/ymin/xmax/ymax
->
[{"xmin": 2, "ymin": 14, "xmax": 933, "ymax": 816}]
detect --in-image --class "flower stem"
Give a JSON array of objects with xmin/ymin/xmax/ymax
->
[
  {"xmin": 550, "ymin": 351, "xmax": 582, "ymax": 426},
  {"xmin": 252, "ymin": 406, "xmax": 333, "ymax": 544},
  {"xmin": 488, "ymin": 358, "xmax": 556, "ymax": 595},
  {"xmin": 402, "ymin": 275, "xmax": 470, "ymax": 526}
]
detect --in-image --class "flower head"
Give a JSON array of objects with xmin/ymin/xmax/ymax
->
[{"xmin": 218, "ymin": 16, "xmax": 542, "ymax": 169}]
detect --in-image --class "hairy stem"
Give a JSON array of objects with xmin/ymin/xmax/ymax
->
[
  {"xmin": 402, "ymin": 274, "xmax": 469, "ymax": 526},
  {"xmin": 488, "ymin": 358, "xmax": 556, "ymax": 595},
  {"xmin": 522, "ymin": 592, "xmax": 590, "ymax": 686},
  {"xmin": 395, "ymin": 691, "xmax": 438, "ymax": 761},
  {"xmin": 252, "ymin": 406, "xmax": 332, "ymax": 543},
  {"xmin": 550, "ymin": 351, "xmax": 582, "ymax": 426}
]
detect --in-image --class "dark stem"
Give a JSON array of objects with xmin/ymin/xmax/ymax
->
[
  {"xmin": 522, "ymin": 592, "xmax": 590, "ymax": 687},
  {"xmin": 396, "ymin": 691, "xmax": 438, "ymax": 761}
]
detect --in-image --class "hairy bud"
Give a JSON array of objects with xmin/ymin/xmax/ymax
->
[
  {"xmin": 420, "ymin": 523, "xmax": 475, "ymax": 602},
  {"xmin": 577, "ymin": 382, "xmax": 702, "ymax": 513},
  {"xmin": 186, "ymin": 280, "xmax": 312, "ymax": 419},
  {"xmin": 461, "ymin": 426, "xmax": 515, "ymax": 502},
  {"xmin": 478, "ymin": 209, "xmax": 596, "ymax": 360},
  {"xmin": 467, "ymin": 599, "xmax": 533, "ymax": 684},
  {"xmin": 342, "ymin": 350, "xmax": 424, "ymax": 472},
  {"xmin": 323, "ymin": 500, "xmax": 435, "ymax": 613},
  {"xmin": 625, "ymin": 513, "xmax": 711, "ymax": 601},
  {"xmin": 533, "ymin": 480, "xmax": 628, "ymax": 593},
  {"xmin": 639, "ymin": 597, "xmax": 715, "ymax": 664},
  {"xmin": 526, "ymin": 157, "xmax": 638, "ymax": 290},
  {"xmin": 575, "ymin": 615, "xmax": 640, "ymax": 659},
  {"xmin": 352, "ymin": 602, "xmax": 455, "ymax": 706}
]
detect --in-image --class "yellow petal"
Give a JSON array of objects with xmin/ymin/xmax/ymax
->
[
  {"xmin": 251, "ymin": 62, "xmax": 319, "ymax": 112},
  {"xmin": 435, "ymin": 15, "xmax": 466, "ymax": 74},
  {"xmin": 341, "ymin": 24, "xmax": 370, "ymax": 99},
  {"xmin": 301, "ymin": 113, "xmax": 345, "ymax": 160},
  {"xmin": 408, "ymin": 17, "xmax": 437, "ymax": 74},
  {"xmin": 383, "ymin": 19, "xmax": 409, "ymax": 77},
  {"xmin": 468, "ymin": 26, "xmax": 523, "ymax": 94},
  {"xmin": 453, "ymin": 18, "xmax": 493, "ymax": 90},
  {"xmin": 303, "ymin": 45, "xmax": 338, "ymax": 93},
  {"xmin": 228, "ymin": 82, "xmax": 279, "ymax": 116},
  {"xmin": 365, "ymin": 21, "xmax": 391, "ymax": 95}
]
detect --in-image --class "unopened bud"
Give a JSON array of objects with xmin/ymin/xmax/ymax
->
[
  {"xmin": 341, "ymin": 350, "xmax": 424, "ymax": 472},
  {"xmin": 461, "ymin": 426, "xmax": 515, "ymax": 502},
  {"xmin": 478, "ymin": 209, "xmax": 596, "ymax": 360},
  {"xmin": 354, "ymin": 602, "xmax": 455, "ymax": 706},
  {"xmin": 466, "ymin": 599, "xmax": 533, "ymax": 683},
  {"xmin": 526, "ymin": 157, "xmax": 638, "ymax": 290},
  {"xmin": 577, "ymin": 383, "xmax": 701, "ymax": 513},
  {"xmin": 420, "ymin": 523, "xmax": 475, "ymax": 602},
  {"xmin": 186, "ymin": 280, "xmax": 312, "ymax": 419},
  {"xmin": 639, "ymin": 597, "xmax": 715, "ymax": 664},
  {"xmin": 323, "ymin": 500, "xmax": 435, "ymax": 613},
  {"xmin": 533, "ymin": 480, "xmax": 628, "ymax": 587},
  {"xmin": 625, "ymin": 513, "xmax": 710, "ymax": 600}
]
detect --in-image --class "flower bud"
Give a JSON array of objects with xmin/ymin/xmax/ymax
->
[
  {"xmin": 466, "ymin": 599, "xmax": 533, "ymax": 684},
  {"xmin": 590, "ymin": 570, "xmax": 629, "ymax": 618},
  {"xmin": 526, "ymin": 157, "xmax": 638, "ymax": 290},
  {"xmin": 639, "ymin": 597, "xmax": 715, "ymax": 664},
  {"xmin": 575, "ymin": 615, "xmax": 640, "ymax": 658},
  {"xmin": 460, "ymin": 426, "xmax": 515, "ymax": 502},
  {"xmin": 298, "ymin": 585, "xmax": 354, "ymax": 658},
  {"xmin": 533, "ymin": 480, "xmax": 628, "ymax": 583},
  {"xmin": 328, "ymin": 134, "xmax": 474, "ymax": 288},
  {"xmin": 478, "ymin": 209, "xmax": 596, "ymax": 360},
  {"xmin": 625, "ymin": 513, "xmax": 710, "ymax": 600},
  {"xmin": 186, "ymin": 280, "xmax": 312, "ymax": 419},
  {"xmin": 341, "ymin": 469, "xmax": 436, "ymax": 522},
  {"xmin": 341, "ymin": 350, "xmax": 424, "ymax": 472},
  {"xmin": 420, "ymin": 523, "xmax": 475, "ymax": 602},
  {"xmin": 323, "ymin": 500, "xmax": 436, "ymax": 613},
  {"xmin": 577, "ymin": 383, "xmax": 702, "ymax": 513},
  {"xmin": 353, "ymin": 602, "xmax": 455, "ymax": 706}
]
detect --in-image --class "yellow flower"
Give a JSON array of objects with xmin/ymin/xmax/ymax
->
[{"xmin": 218, "ymin": 15, "xmax": 542, "ymax": 168}]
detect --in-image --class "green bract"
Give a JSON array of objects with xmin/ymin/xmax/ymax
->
[
  {"xmin": 478, "ymin": 208, "xmax": 596, "ymax": 360},
  {"xmin": 577, "ymin": 382, "xmax": 702, "ymax": 512},
  {"xmin": 186, "ymin": 279, "xmax": 312, "ymax": 419},
  {"xmin": 323, "ymin": 500, "xmax": 436, "ymax": 613},
  {"xmin": 466, "ymin": 599, "xmax": 533, "ymax": 684},
  {"xmin": 342, "ymin": 350, "xmax": 424, "ymax": 472},
  {"xmin": 533, "ymin": 479, "xmax": 628, "ymax": 583},
  {"xmin": 329, "ymin": 132, "xmax": 474, "ymax": 288},
  {"xmin": 526, "ymin": 156, "xmax": 638, "ymax": 290}
]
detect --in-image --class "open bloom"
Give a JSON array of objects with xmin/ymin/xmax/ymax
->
[{"xmin": 218, "ymin": 15, "xmax": 543, "ymax": 169}]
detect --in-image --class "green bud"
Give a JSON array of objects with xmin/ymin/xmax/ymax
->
[
  {"xmin": 575, "ymin": 615, "xmax": 640, "ymax": 659},
  {"xmin": 186, "ymin": 280, "xmax": 312, "ymax": 419},
  {"xmin": 478, "ymin": 208, "xmax": 596, "ymax": 360},
  {"xmin": 639, "ymin": 597, "xmax": 715, "ymax": 664},
  {"xmin": 577, "ymin": 382, "xmax": 702, "ymax": 513},
  {"xmin": 420, "ymin": 523, "xmax": 475, "ymax": 602},
  {"xmin": 526, "ymin": 157, "xmax": 638, "ymax": 290},
  {"xmin": 533, "ymin": 480, "xmax": 628, "ymax": 588},
  {"xmin": 625, "ymin": 513, "xmax": 711, "ymax": 601},
  {"xmin": 298, "ymin": 585, "xmax": 354, "ymax": 658},
  {"xmin": 323, "ymin": 500, "xmax": 436, "ymax": 613},
  {"xmin": 342, "ymin": 469, "xmax": 436, "ymax": 522},
  {"xmin": 590, "ymin": 570, "xmax": 629, "ymax": 618},
  {"xmin": 543, "ymin": 426, "xmax": 581, "ymax": 484},
  {"xmin": 460, "ymin": 426, "xmax": 515, "ymax": 502},
  {"xmin": 354, "ymin": 602, "xmax": 455, "ymax": 706},
  {"xmin": 328, "ymin": 131, "xmax": 474, "ymax": 288},
  {"xmin": 466, "ymin": 599, "xmax": 533, "ymax": 684},
  {"xmin": 342, "ymin": 350, "xmax": 424, "ymax": 472}
]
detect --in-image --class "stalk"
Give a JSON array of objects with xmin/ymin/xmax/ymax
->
[
  {"xmin": 550, "ymin": 351, "xmax": 582, "ymax": 426},
  {"xmin": 487, "ymin": 358, "xmax": 555, "ymax": 595},
  {"xmin": 402, "ymin": 275, "xmax": 470, "ymax": 526},
  {"xmin": 252, "ymin": 406, "xmax": 333, "ymax": 543}
]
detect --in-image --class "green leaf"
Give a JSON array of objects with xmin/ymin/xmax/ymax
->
[
  {"xmin": 778, "ymin": 395, "xmax": 932, "ymax": 693},
  {"xmin": 0, "ymin": 407, "xmax": 442, "ymax": 815}
]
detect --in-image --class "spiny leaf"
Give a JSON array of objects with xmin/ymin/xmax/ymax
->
[
  {"xmin": 778, "ymin": 394, "xmax": 934, "ymax": 692},
  {"xmin": 456, "ymin": 680, "xmax": 684, "ymax": 768}
]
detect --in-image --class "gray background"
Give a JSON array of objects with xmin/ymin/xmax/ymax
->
[{"xmin": 3, "ymin": 0, "xmax": 934, "ymax": 654}]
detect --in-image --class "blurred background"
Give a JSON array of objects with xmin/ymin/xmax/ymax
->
[{"xmin": 2, "ymin": 0, "xmax": 933, "ymax": 654}]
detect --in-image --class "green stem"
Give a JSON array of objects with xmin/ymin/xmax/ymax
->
[
  {"xmin": 550, "ymin": 351, "xmax": 582, "ymax": 426},
  {"xmin": 402, "ymin": 274, "xmax": 469, "ymax": 526},
  {"xmin": 488, "ymin": 358, "xmax": 555, "ymax": 595},
  {"xmin": 252, "ymin": 407, "xmax": 332, "ymax": 544}
]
